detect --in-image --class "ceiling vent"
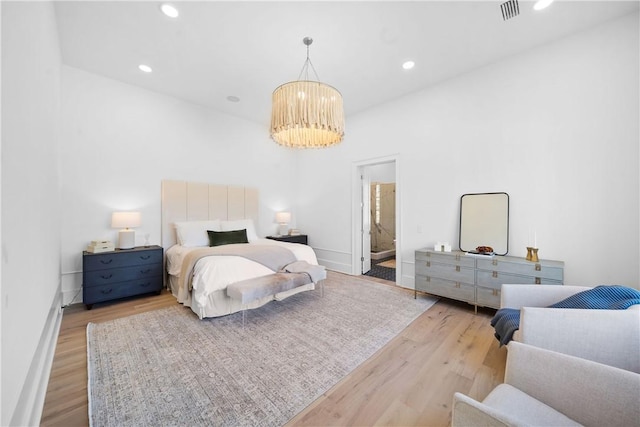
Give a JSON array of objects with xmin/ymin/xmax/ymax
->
[{"xmin": 500, "ymin": 0, "xmax": 520, "ymax": 20}]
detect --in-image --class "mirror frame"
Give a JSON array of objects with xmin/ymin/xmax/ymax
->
[{"xmin": 459, "ymin": 192, "xmax": 509, "ymax": 255}]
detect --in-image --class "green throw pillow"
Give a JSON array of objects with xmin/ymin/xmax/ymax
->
[{"xmin": 207, "ymin": 229, "xmax": 249, "ymax": 247}]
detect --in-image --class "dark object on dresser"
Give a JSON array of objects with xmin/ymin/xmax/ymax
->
[
  {"xmin": 266, "ymin": 234, "xmax": 308, "ymax": 245},
  {"xmin": 83, "ymin": 245, "xmax": 163, "ymax": 309}
]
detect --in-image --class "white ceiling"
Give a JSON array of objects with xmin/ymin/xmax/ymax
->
[{"xmin": 54, "ymin": 1, "xmax": 638, "ymax": 126}]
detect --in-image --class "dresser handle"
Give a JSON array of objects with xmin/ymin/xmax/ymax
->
[
  {"xmin": 535, "ymin": 264, "xmax": 541, "ymax": 271},
  {"xmin": 535, "ymin": 277, "xmax": 541, "ymax": 284},
  {"xmin": 455, "ymin": 254, "xmax": 460, "ymax": 261},
  {"xmin": 492, "ymin": 271, "xmax": 498, "ymax": 278},
  {"xmin": 100, "ymin": 259, "xmax": 113, "ymax": 265},
  {"xmin": 141, "ymin": 282, "xmax": 151, "ymax": 287},
  {"xmin": 140, "ymin": 269, "xmax": 151, "ymax": 274},
  {"xmin": 426, "ymin": 261, "xmax": 431, "ymax": 267},
  {"xmin": 140, "ymin": 255, "xmax": 151, "ymax": 260},
  {"xmin": 426, "ymin": 276, "xmax": 431, "ymax": 282},
  {"xmin": 492, "ymin": 259, "xmax": 498, "ymax": 266},
  {"xmin": 100, "ymin": 274, "xmax": 113, "ymax": 280},
  {"xmin": 101, "ymin": 288, "xmax": 113, "ymax": 294},
  {"xmin": 455, "ymin": 266, "xmax": 460, "ymax": 272}
]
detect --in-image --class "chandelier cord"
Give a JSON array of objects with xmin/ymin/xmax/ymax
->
[{"xmin": 297, "ymin": 40, "xmax": 321, "ymax": 82}]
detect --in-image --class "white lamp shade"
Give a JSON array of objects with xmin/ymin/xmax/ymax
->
[
  {"xmin": 276, "ymin": 212, "xmax": 291, "ymax": 224},
  {"xmin": 111, "ymin": 211, "xmax": 141, "ymax": 229}
]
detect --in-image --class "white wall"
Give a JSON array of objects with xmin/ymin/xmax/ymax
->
[
  {"xmin": 369, "ymin": 162, "xmax": 396, "ymax": 183},
  {"xmin": 1, "ymin": 2, "xmax": 63, "ymax": 425},
  {"xmin": 1, "ymin": 5, "xmax": 635, "ymax": 426},
  {"xmin": 295, "ymin": 13, "xmax": 639, "ymax": 288},
  {"xmin": 59, "ymin": 67, "xmax": 297, "ymax": 304}
]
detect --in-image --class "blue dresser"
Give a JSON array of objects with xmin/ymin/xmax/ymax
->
[{"xmin": 83, "ymin": 245, "xmax": 163, "ymax": 309}]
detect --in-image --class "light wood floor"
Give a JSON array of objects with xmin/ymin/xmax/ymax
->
[{"xmin": 40, "ymin": 275, "xmax": 506, "ymax": 427}]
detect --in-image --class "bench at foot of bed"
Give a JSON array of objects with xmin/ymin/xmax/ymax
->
[{"xmin": 226, "ymin": 271, "xmax": 324, "ymax": 326}]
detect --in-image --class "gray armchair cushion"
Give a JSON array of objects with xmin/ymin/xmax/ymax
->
[
  {"xmin": 452, "ymin": 342, "xmax": 640, "ymax": 427},
  {"xmin": 499, "ymin": 284, "xmax": 640, "ymax": 372}
]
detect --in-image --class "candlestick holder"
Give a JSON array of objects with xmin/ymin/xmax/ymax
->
[
  {"xmin": 531, "ymin": 248, "xmax": 539, "ymax": 262},
  {"xmin": 526, "ymin": 247, "xmax": 533, "ymax": 261}
]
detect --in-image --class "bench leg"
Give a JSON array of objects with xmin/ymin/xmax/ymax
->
[{"xmin": 242, "ymin": 309, "xmax": 246, "ymax": 329}]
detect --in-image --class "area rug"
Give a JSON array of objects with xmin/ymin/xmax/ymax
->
[
  {"xmin": 87, "ymin": 272, "xmax": 438, "ymax": 427},
  {"xmin": 378, "ymin": 259, "xmax": 396, "ymax": 268}
]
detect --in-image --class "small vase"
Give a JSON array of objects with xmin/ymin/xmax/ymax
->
[
  {"xmin": 531, "ymin": 248, "xmax": 539, "ymax": 263},
  {"xmin": 526, "ymin": 247, "xmax": 533, "ymax": 261}
]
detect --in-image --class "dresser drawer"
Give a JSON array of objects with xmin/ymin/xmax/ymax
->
[
  {"xmin": 476, "ymin": 257, "xmax": 563, "ymax": 281},
  {"xmin": 476, "ymin": 270, "xmax": 563, "ymax": 289},
  {"xmin": 415, "ymin": 250, "xmax": 475, "ymax": 268},
  {"xmin": 416, "ymin": 262, "xmax": 475, "ymax": 284},
  {"xmin": 84, "ymin": 263, "xmax": 162, "ymax": 287},
  {"xmin": 476, "ymin": 286, "xmax": 502, "ymax": 309},
  {"xmin": 83, "ymin": 278, "xmax": 162, "ymax": 304},
  {"xmin": 84, "ymin": 248, "xmax": 163, "ymax": 271},
  {"xmin": 415, "ymin": 274, "xmax": 475, "ymax": 303}
]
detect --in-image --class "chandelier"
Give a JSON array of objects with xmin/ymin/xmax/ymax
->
[{"xmin": 270, "ymin": 37, "xmax": 344, "ymax": 148}]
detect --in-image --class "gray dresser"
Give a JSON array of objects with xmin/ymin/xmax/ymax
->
[{"xmin": 414, "ymin": 249, "xmax": 564, "ymax": 310}]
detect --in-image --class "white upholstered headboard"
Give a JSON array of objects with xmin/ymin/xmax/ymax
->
[{"xmin": 161, "ymin": 180, "xmax": 258, "ymax": 250}]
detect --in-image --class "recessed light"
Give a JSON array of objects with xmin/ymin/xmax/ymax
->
[
  {"xmin": 160, "ymin": 3, "xmax": 179, "ymax": 18},
  {"xmin": 138, "ymin": 64, "xmax": 153, "ymax": 73},
  {"xmin": 533, "ymin": 0, "xmax": 554, "ymax": 11},
  {"xmin": 226, "ymin": 96, "xmax": 240, "ymax": 103},
  {"xmin": 402, "ymin": 60, "xmax": 415, "ymax": 70}
]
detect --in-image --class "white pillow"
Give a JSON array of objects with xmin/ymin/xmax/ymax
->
[
  {"xmin": 220, "ymin": 219, "xmax": 258, "ymax": 242},
  {"xmin": 175, "ymin": 220, "xmax": 221, "ymax": 247}
]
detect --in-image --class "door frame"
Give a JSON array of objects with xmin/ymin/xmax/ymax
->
[
  {"xmin": 361, "ymin": 168, "xmax": 372, "ymax": 274},
  {"xmin": 351, "ymin": 154, "xmax": 400, "ymax": 284}
]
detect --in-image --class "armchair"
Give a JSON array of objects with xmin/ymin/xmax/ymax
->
[
  {"xmin": 501, "ymin": 284, "xmax": 640, "ymax": 373},
  {"xmin": 452, "ymin": 341, "xmax": 640, "ymax": 427}
]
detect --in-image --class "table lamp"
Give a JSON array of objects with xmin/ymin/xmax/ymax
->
[
  {"xmin": 276, "ymin": 211, "xmax": 291, "ymax": 236},
  {"xmin": 111, "ymin": 211, "xmax": 141, "ymax": 249}
]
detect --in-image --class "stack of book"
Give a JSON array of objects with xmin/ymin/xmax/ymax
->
[{"xmin": 87, "ymin": 240, "xmax": 115, "ymax": 253}]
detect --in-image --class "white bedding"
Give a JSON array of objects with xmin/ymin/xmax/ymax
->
[{"xmin": 166, "ymin": 239, "xmax": 319, "ymax": 319}]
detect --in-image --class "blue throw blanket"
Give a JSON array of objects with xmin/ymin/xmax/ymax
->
[{"xmin": 491, "ymin": 285, "xmax": 640, "ymax": 346}]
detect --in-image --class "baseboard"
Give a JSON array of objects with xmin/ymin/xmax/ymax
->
[
  {"xmin": 319, "ymin": 259, "xmax": 352, "ymax": 275},
  {"xmin": 312, "ymin": 247, "xmax": 352, "ymax": 275},
  {"xmin": 10, "ymin": 286, "xmax": 63, "ymax": 426}
]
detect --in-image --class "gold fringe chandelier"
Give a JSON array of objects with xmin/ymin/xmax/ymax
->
[{"xmin": 270, "ymin": 37, "xmax": 344, "ymax": 148}]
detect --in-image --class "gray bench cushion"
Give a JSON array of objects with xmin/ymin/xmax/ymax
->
[{"xmin": 226, "ymin": 272, "xmax": 312, "ymax": 305}]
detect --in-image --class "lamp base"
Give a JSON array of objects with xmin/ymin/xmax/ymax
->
[
  {"xmin": 118, "ymin": 229, "xmax": 136, "ymax": 249},
  {"xmin": 278, "ymin": 224, "xmax": 289, "ymax": 236}
]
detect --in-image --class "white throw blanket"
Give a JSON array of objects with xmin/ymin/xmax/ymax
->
[{"xmin": 180, "ymin": 244, "xmax": 297, "ymax": 292}]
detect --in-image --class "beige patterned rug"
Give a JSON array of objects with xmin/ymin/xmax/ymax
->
[
  {"xmin": 87, "ymin": 272, "xmax": 437, "ymax": 427},
  {"xmin": 378, "ymin": 259, "xmax": 396, "ymax": 268}
]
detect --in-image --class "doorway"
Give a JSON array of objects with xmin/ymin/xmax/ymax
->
[
  {"xmin": 366, "ymin": 181, "xmax": 396, "ymax": 281},
  {"xmin": 352, "ymin": 156, "xmax": 399, "ymax": 284}
]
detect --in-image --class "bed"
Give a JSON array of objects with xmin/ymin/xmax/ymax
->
[{"xmin": 161, "ymin": 180, "xmax": 320, "ymax": 319}]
